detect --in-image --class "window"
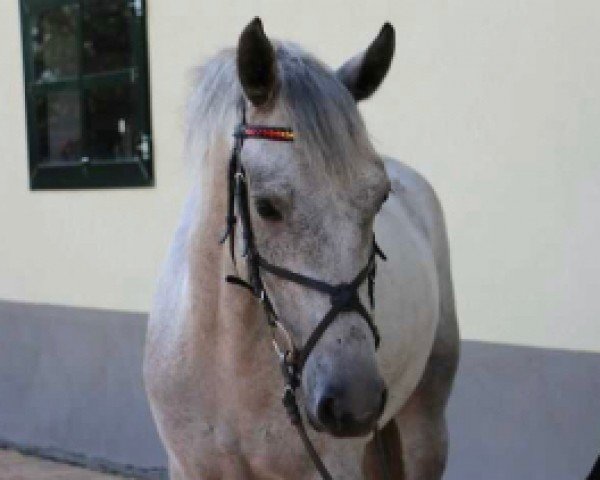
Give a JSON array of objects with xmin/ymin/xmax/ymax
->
[{"xmin": 19, "ymin": 0, "xmax": 153, "ymax": 189}]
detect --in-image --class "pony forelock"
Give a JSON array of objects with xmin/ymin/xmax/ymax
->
[{"xmin": 185, "ymin": 42, "xmax": 374, "ymax": 177}]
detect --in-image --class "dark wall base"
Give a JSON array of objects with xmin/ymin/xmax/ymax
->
[
  {"xmin": 446, "ymin": 341, "xmax": 600, "ymax": 479},
  {"xmin": 0, "ymin": 301, "xmax": 167, "ymax": 474},
  {"xmin": 0, "ymin": 300, "xmax": 599, "ymax": 479},
  {"xmin": 0, "ymin": 438, "xmax": 167, "ymax": 479}
]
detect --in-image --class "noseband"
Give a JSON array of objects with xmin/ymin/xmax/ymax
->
[{"xmin": 219, "ymin": 103, "xmax": 388, "ymax": 480}]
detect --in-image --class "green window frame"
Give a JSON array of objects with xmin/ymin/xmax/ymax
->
[{"xmin": 19, "ymin": 0, "xmax": 153, "ymax": 189}]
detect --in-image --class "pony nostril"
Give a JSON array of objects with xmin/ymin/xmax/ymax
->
[
  {"xmin": 317, "ymin": 395, "xmax": 338, "ymax": 429},
  {"xmin": 315, "ymin": 383, "xmax": 386, "ymax": 435}
]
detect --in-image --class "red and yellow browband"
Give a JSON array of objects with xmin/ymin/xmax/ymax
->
[{"xmin": 236, "ymin": 126, "xmax": 295, "ymax": 142}]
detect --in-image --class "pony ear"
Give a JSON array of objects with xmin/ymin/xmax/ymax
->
[
  {"xmin": 237, "ymin": 17, "xmax": 279, "ymax": 108},
  {"xmin": 336, "ymin": 23, "xmax": 395, "ymax": 102}
]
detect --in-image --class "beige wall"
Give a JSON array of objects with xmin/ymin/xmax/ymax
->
[{"xmin": 1, "ymin": 0, "xmax": 599, "ymax": 352}]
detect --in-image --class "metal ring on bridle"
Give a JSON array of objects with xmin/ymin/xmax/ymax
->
[{"xmin": 270, "ymin": 317, "xmax": 295, "ymax": 361}]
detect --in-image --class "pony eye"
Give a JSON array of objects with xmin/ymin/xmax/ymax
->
[{"xmin": 255, "ymin": 197, "xmax": 283, "ymax": 221}]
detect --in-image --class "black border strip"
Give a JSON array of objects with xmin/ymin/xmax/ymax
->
[{"xmin": 0, "ymin": 439, "xmax": 167, "ymax": 479}]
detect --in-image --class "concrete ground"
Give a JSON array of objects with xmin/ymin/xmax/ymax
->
[{"xmin": 0, "ymin": 449, "xmax": 125, "ymax": 480}]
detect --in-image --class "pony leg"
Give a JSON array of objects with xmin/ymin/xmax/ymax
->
[
  {"xmin": 362, "ymin": 418, "xmax": 406, "ymax": 479},
  {"xmin": 395, "ymin": 396, "xmax": 448, "ymax": 480},
  {"xmin": 393, "ymin": 321, "xmax": 457, "ymax": 480},
  {"xmin": 169, "ymin": 457, "xmax": 187, "ymax": 480},
  {"xmin": 362, "ymin": 409, "xmax": 448, "ymax": 480}
]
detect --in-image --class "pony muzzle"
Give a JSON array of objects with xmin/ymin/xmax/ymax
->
[{"xmin": 306, "ymin": 368, "xmax": 388, "ymax": 438}]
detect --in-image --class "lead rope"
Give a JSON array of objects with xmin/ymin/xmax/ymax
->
[
  {"xmin": 278, "ymin": 350, "xmax": 334, "ymax": 480},
  {"xmin": 220, "ymin": 105, "xmax": 391, "ymax": 480}
]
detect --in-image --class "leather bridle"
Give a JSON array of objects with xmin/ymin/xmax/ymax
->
[{"xmin": 219, "ymin": 102, "xmax": 388, "ymax": 480}]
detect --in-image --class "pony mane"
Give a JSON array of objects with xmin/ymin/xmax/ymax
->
[{"xmin": 185, "ymin": 42, "xmax": 374, "ymax": 176}]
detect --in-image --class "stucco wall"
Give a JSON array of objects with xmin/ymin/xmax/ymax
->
[{"xmin": 1, "ymin": 0, "xmax": 599, "ymax": 352}]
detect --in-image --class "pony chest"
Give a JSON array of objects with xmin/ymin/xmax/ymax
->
[{"xmin": 191, "ymin": 417, "xmax": 320, "ymax": 478}]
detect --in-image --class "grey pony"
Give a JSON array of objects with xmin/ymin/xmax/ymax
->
[{"xmin": 144, "ymin": 18, "xmax": 459, "ymax": 480}]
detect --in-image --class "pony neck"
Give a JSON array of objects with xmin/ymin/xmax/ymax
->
[{"xmin": 187, "ymin": 136, "xmax": 271, "ymax": 368}]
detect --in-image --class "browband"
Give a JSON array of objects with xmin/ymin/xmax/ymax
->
[{"xmin": 235, "ymin": 125, "xmax": 295, "ymax": 142}]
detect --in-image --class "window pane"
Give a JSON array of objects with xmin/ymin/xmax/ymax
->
[
  {"xmin": 33, "ymin": 4, "xmax": 79, "ymax": 81},
  {"xmin": 84, "ymin": 83, "xmax": 138, "ymax": 159},
  {"xmin": 83, "ymin": 0, "xmax": 134, "ymax": 74},
  {"xmin": 35, "ymin": 91, "xmax": 81, "ymax": 162}
]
